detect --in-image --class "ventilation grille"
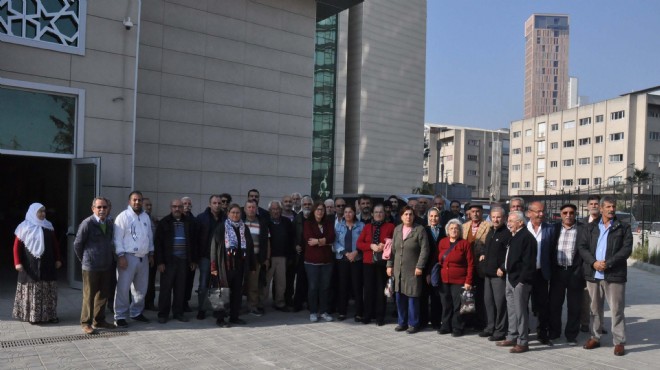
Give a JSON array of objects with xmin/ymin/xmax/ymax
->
[{"xmin": 1, "ymin": 331, "xmax": 128, "ymax": 348}]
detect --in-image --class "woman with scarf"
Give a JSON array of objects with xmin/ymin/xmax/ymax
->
[
  {"xmin": 333, "ymin": 204, "xmax": 365, "ymax": 322},
  {"xmin": 387, "ymin": 206, "xmax": 429, "ymax": 334},
  {"xmin": 421, "ymin": 207, "xmax": 444, "ymax": 330},
  {"xmin": 303, "ymin": 200, "xmax": 336, "ymax": 322},
  {"xmin": 357, "ymin": 204, "xmax": 395, "ymax": 325},
  {"xmin": 13, "ymin": 203, "xmax": 62, "ymax": 324},
  {"xmin": 211, "ymin": 204, "xmax": 255, "ymax": 327}
]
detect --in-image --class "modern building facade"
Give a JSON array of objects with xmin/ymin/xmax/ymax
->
[
  {"xmin": 509, "ymin": 86, "xmax": 660, "ymax": 197},
  {"xmin": 524, "ymin": 14, "xmax": 569, "ymax": 119},
  {"xmin": 425, "ymin": 124, "xmax": 510, "ymax": 200}
]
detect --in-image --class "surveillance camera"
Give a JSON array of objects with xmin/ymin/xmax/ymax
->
[{"xmin": 123, "ymin": 17, "xmax": 134, "ymax": 30}]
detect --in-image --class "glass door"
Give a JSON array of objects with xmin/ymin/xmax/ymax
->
[{"xmin": 67, "ymin": 158, "xmax": 100, "ymax": 289}]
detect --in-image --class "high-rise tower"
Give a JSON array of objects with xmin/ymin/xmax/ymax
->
[{"xmin": 524, "ymin": 14, "xmax": 569, "ymax": 118}]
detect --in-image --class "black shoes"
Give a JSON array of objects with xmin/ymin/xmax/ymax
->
[
  {"xmin": 451, "ymin": 330, "xmax": 464, "ymax": 337},
  {"xmin": 488, "ymin": 335, "xmax": 506, "ymax": 341},
  {"xmin": 131, "ymin": 314, "xmax": 150, "ymax": 323},
  {"xmin": 406, "ymin": 326, "xmax": 420, "ymax": 334},
  {"xmin": 173, "ymin": 314, "xmax": 189, "ymax": 322},
  {"xmin": 216, "ymin": 318, "xmax": 229, "ymax": 327},
  {"xmin": 229, "ymin": 318, "xmax": 246, "ymax": 325},
  {"xmin": 115, "ymin": 319, "xmax": 128, "ymax": 328},
  {"xmin": 158, "ymin": 317, "xmax": 167, "ymax": 324},
  {"xmin": 197, "ymin": 311, "xmax": 206, "ymax": 320},
  {"xmin": 479, "ymin": 331, "xmax": 493, "ymax": 338},
  {"xmin": 394, "ymin": 325, "xmax": 408, "ymax": 332},
  {"xmin": 438, "ymin": 328, "xmax": 451, "ymax": 335}
]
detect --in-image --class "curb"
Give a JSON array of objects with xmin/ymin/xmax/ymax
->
[{"xmin": 629, "ymin": 258, "xmax": 660, "ymax": 275}]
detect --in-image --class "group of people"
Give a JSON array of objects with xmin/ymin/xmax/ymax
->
[{"xmin": 11, "ymin": 191, "xmax": 631, "ymax": 356}]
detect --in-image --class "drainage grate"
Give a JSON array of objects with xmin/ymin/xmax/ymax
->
[{"xmin": 1, "ymin": 331, "xmax": 128, "ymax": 348}]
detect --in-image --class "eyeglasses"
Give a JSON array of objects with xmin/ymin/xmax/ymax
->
[{"xmin": 96, "ymin": 206, "xmax": 108, "ymax": 209}]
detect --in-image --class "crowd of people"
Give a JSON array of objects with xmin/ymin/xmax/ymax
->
[{"xmin": 11, "ymin": 191, "xmax": 632, "ymax": 356}]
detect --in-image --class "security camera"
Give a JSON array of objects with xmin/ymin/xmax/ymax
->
[{"xmin": 123, "ymin": 17, "xmax": 134, "ymax": 30}]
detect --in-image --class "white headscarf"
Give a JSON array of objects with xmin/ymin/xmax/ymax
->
[{"xmin": 14, "ymin": 203, "xmax": 54, "ymax": 259}]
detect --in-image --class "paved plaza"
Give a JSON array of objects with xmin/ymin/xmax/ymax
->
[{"xmin": 1, "ymin": 261, "xmax": 660, "ymax": 369}]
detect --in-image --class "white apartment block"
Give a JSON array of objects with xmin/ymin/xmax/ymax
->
[
  {"xmin": 509, "ymin": 86, "xmax": 660, "ymax": 197},
  {"xmin": 425, "ymin": 124, "xmax": 510, "ymax": 200}
]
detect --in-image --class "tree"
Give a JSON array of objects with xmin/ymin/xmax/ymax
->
[{"xmin": 626, "ymin": 167, "xmax": 651, "ymax": 196}]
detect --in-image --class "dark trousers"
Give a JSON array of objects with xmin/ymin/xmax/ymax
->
[
  {"xmin": 285, "ymin": 257, "xmax": 295, "ymax": 307},
  {"xmin": 464, "ymin": 275, "xmax": 486, "ymax": 330},
  {"xmin": 396, "ymin": 292, "xmax": 420, "ymax": 328},
  {"xmin": 304, "ymin": 263, "xmax": 333, "ymax": 314},
  {"xmin": 419, "ymin": 280, "xmax": 441, "ymax": 328},
  {"xmin": 184, "ymin": 265, "xmax": 195, "ymax": 306},
  {"xmin": 292, "ymin": 256, "xmax": 308, "ymax": 309},
  {"xmin": 549, "ymin": 266, "xmax": 584, "ymax": 341},
  {"xmin": 337, "ymin": 258, "xmax": 363, "ymax": 317},
  {"xmin": 363, "ymin": 263, "xmax": 387, "ymax": 322},
  {"xmin": 438, "ymin": 282, "xmax": 464, "ymax": 333},
  {"xmin": 81, "ymin": 269, "xmax": 112, "ymax": 325},
  {"xmin": 223, "ymin": 265, "xmax": 245, "ymax": 321},
  {"xmin": 145, "ymin": 263, "xmax": 157, "ymax": 308},
  {"xmin": 483, "ymin": 276, "xmax": 507, "ymax": 337},
  {"xmin": 106, "ymin": 259, "xmax": 117, "ymax": 311},
  {"xmin": 531, "ymin": 269, "xmax": 550, "ymax": 339},
  {"xmin": 158, "ymin": 257, "xmax": 187, "ymax": 318}
]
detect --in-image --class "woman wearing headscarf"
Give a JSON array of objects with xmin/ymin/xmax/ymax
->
[
  {"xmin": 211, "ymin": 204, "xmax": 255, "ymax": 327},
  {"xmin": 358, "ymin": 204, "xmax": 395, "ymax": 325},
  {"xmin": 387, "ymin": 206, "xmax": 429, "ymax": 334},
  {"xmin": 13, "ymin": 203, "xmax": 62, "ymax": 324}
]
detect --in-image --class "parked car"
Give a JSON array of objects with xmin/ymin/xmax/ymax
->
[{"xmin": 615, "ymin": 212, "xmax": 640, "ymax": 232}]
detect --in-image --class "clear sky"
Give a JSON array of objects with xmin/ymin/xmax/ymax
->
[{"xmin": 425, "ymin": 0, "xmax": 660, "ymax": 130}]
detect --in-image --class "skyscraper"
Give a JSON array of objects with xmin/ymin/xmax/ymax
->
[{"xmin": 524, "ymin": 14, "xmax": 570, "ymax": 119}]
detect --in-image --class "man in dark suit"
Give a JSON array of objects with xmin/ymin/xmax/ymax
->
[
  {"xmin": 525, "ymin": 201, "xmax": 555, "ymax": 344},
  {"xmin": 496, "ymin": 210, "xmax": 537, "ymax": 353},
  {"xmin": 548, "ymin": 204, "xmax": 584, "ymax": 345}
]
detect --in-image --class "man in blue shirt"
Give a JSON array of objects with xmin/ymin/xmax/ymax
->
[{"xmin": 578, "ymin": 195, "xmax": 632, "ymax": 356}]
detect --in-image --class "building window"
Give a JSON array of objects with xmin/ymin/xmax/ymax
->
[
  {"xmin": 536, "ymin": 176, "xmax": 545, "ymax": 192},
  {"xmin": 579, "ymin": 117, "xmax": 592, "ymax": 126},
  {"xmin": 595, "ymin": 115, "xmax": 604, "ymax": 123},
  {"xmin": 610, "ymin": 132, "xmax": 624, "ymax": 141},
  {"xmin": 523, "ymin": 163, "xmax": 531, "ymax": 170},
  {"xmin": 608, "ymin": 176, "xmax": 622, "ymax": 186},
  {"xmin": 550, "ymin": 160, "xmax": 558, "ymax": 168},
  {"xmin": 525, "ymin": 129, "xmax": 532, "ymax": 137},
  {"xmin": 649, "ymin": 154, "xmax": 660, "ymax": 162},
  {"xmin": 578, "ymin": 157, "xmax": 590, "ymax": 165},
  {"xmin": 446, "ymin": 155, "xmax": 453, "ymax": 161},
  {"xmin": 537, "ymin": 141, "xmax": 545, "ymax": 155},
  {"xmin": 563, "ymin": 159, "xmax": 574, "ymax": 167},
  {"xmin": 578, "ymin": 178, "xmax": 590, "ymax": 186},
  {"xmin": 595, "ymin": 135, "xmax": 603, "ymax": 143},
  {"xmin": 512, "ymin": 182, "xmax": 520, "ymax": 189},
  {"xmin": 524, "ymin": 181, "xmax": 531, "ymax": 188},
  {"xmin": 512, "ymin": 164, "xmax": 521, "ymax": 171},
  {"xmin": 0, "ymin": 81, "xmax": 82, "ymax": 157},
  {"xmin": 512, "ymin": 148, "xmax": 521, "ymax": 155},
  {"xmin": 467, "ymin": 154, "xmax": 478, "ymax": 161},
  {"xmin": 467, "ymin": 170, "xmax": 477, "ymax": 176},
  {"xmin": 524, "ymin": 146, "xmax": 532, "ymax": 153},
  {"xmin": 649, "ymin": 111, "xmax": 660, "ymax": 118},
  {"xmin": 594, "ymin": 156, "xmax": 603, "ymax": 164},
  {"xmin": 538, "ymin": 122, "xmax": 546, "ymax": 138},
  {"xmin": 649, "ymin": 132, "xmax": 660, "ymax": 141},
  {"xmin": 551, "ymin": 123, "xmax": 559, "ymax": 131},
  {"xmin": 487, "ymin": 171, "xmax": 491, "ymax": 177},
  {"xmin": 550, "ymin": 142, "xmax": 558, "ymax": 150},
  {"xmin": 537, "ymin": 158, "xmax": 545, "ymax": 173},
  {"xmin": 611, "ymin": 110, "xmax": 625, "ymax": 120},
  {"xmin": 563, "ymin": 140, "xmax": 575, "ymax": 148},
  {"xmin": 562, "ymin": 179, "xmax": 574, "ymax": 187},
  {"xmin": 513, "ymin": 131, "xmax": 521, "ymax": 138},
  {"xmin": 578, "ymin": 137, "xmax": 591, "ymax": 146},
  {"xmin": 548, "ymin": 180, "xmax": 557, "ymax": 187},
  {"xmin": 467, "ymin": 139, "xmax": 480, "ymax": 146},
  {"xmin": 609, "ymin": 154, "xmax": 624, "ymax": 163},
  {"xmin": 563, "ymin": 120, "xmax": 575, "ymax": 129},
  {"xmin": 594, "ymin": 177, "xmax": 602, "ymax": 186},
  {"xmin": 0, "ymin": 0, "xmax": 87, "ymax": 55}
]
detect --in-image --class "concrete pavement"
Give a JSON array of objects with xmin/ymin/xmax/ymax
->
[{"xmin": 1, "ymin": 262, "xmax": 659, "ymax": 369}]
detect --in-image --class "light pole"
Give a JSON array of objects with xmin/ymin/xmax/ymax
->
[{"xmin": 435, "ymin": 139, "xmax": 441, "ymax": 194}]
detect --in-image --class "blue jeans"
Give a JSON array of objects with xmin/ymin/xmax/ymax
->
[
  {"xmin": 304, "ymin": 263, "xmax": 333, "ymax": 314},
  {"xmin": 396, "ymin": 292, "xmax": 420, "ymax": 328},
  {"xmin": 197, "ymin": 257, "xmax": 210, "ymax": 312}
]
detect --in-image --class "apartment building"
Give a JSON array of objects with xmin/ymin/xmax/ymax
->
[
  {"xmin": 425, "ymin": 124, "xmax": 510, "ymax": 200},
  {"xmin": 509, "ymin": 86, "xmax": 660, "ymax": 197}
]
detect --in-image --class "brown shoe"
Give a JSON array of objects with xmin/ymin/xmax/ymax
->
[
  {"xmin": 82, "ymin": 325, "xmax": 96, "ymax": 335},
  {"xmin": 509, "ymin": 345, "xmax": 529, "ymax": 353},
  {"xmin": 583, "ymin": 338, "xmax": 601, "ymax": 350},
  {"xmin": 92, "ymin": 321, "xmax": 116, "ymax": 329},
  {"xmin": 496, "ymin": 339, "xmax": 516, "ymax": 347},
  {"xmin": 614, "ymin": 344, "xmax": 625, "ymax": 356}
]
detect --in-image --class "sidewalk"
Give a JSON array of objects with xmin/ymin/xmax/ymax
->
[{"xmin": 1, "ymin": 264, "xmax": 659, "ymax": 369}]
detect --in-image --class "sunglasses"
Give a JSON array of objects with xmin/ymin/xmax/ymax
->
[{"xmin": 96, "ymin": 206, "xmax": 108, "ymax": 209}]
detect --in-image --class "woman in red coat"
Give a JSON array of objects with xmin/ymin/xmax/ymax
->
[
  {"xmin": 357, "ymin": 204, "xmax": 395, "ymax": 325},
  {"xmin": 437, "ymin": 218, "xmax": 473, "ymax": 337}
]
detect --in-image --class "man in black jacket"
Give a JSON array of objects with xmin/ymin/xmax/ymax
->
[
  {"xmin": 579, "ymin": 195, "xmax": 632, "ymax": 356},
  {"xmin": 481, "ymin": 206, "xmax": 511, "ymax": 341},
  {"xmin": 548, "ymin": 204, "xmax": 584, "ymax": 345},
  {"xmin": 154, "ymin": 199, "xmax": 198, "ymax": 323},
  {"xmin": 496, "ymin": 210, "xmax": 537, "ymax": 354},
  {"xmin": 267, "ymin": 200, "xmax": 295, "ymax": 311},
  {"xmin": 195, "ymin": 195, "xmax": 224, "ymax": 320}
]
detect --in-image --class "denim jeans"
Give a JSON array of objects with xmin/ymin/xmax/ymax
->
[{"xmin": 304, "ymin": 263, "xmax": 333, "ymax": 314}]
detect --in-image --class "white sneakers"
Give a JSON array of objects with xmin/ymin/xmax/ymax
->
[{"xmin": 309, "ymin": 313, "xmax": 334, "ymax": 322}]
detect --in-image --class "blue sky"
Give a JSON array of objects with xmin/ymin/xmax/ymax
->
[{"xmin": 425, "ymin": 0, "xmax": 660, "ymax": 130}]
